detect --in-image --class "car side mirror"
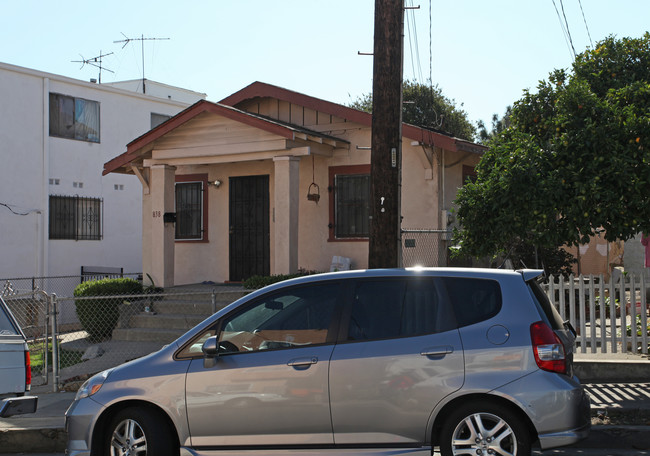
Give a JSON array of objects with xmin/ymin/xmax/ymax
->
[{"xmin": 202, "ymin": 335, "xmax": 219, "ymax": 357}]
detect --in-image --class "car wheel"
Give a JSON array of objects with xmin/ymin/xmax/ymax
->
[
  {"xmin": 439, "ymin": 401, "xmax": 531, "ymax": 456},
  {"xmin": 106, "ymin": 406, "xmax": 177, "ymax": 456}
]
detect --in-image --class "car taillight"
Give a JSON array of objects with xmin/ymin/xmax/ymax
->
[
  {"xmin": 25, "ymin": 350, "xmax": 32, "ymax": 390},
  {"xmin": 530, "ymin": 321, "xmax": 566, "ymax": 375}
]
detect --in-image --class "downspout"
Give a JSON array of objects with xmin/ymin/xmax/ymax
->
[
  {"xmin": 40, "ymin": 78, "xmax": 49, "ymax": 279},
  {"xmin": 441, "ymin": 149, "xmax": 445, "ymax": 227}
]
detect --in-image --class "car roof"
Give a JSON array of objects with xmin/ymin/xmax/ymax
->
[{"xmin": 251, "ymin": 268, "xmax": 544, "ymax": 295}]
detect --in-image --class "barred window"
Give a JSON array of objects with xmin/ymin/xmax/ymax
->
[
  {"xmin": 176, "ymin": 181, "xmax": 204, "ymax": 240},
  {"xmin": 49, "ymin": 93, "xmax": 100, "ymax": 143},
  {"xmin": 329, "ymin": 165, "xmax": 371, "ymax": 240},
  {"xmin": 49, "ymin": 196, "xmax": 102, "ymax": 240}
]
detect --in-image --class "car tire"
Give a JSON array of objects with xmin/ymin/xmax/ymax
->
[
  {"xmin": 105, "ymin": 406, "xmax": 177, "ymax": 456},
  {"xmin": 439, "ymin": 400, "xmax": 531, "ymax": 456}
]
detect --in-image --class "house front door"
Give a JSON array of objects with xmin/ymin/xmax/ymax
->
[{"xmin": 229, "ymin": 175, "xmax": 270, "ymax": 281}]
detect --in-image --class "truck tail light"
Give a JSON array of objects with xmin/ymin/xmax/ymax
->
[
  {"xmin": 530, "ymin": 321, "xmax": 567, "ymax": 375},
  {"xmin": 25, "ymin": 350, "xmax": 32, "ymax": 390}
]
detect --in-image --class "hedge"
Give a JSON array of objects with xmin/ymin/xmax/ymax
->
[{"xmin": 73, "ymin": 278, "xmax": 143, "ymax": 342}]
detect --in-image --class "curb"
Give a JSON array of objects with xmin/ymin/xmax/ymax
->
[
  {"xmin": 0, "ymin": 427, "xmax": 66, "ymax": 453},
  {"xmin": 578, "ymin": 425, "xmax": 650, "ymax": 450},
  {"xmin": 575, "ymin": 359, "xmax": 650, "ymax": 383}
]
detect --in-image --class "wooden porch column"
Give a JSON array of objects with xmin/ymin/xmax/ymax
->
[
  {"xmin": 273, "ymin": 156, "xmax": 300, "ymax": 275},
  {"xmin": 149, "ymin": 164, "xmax": 176, "ymax": 288}
]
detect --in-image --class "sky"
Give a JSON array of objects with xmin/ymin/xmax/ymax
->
[{"xmin": 2, "ymin": 1, "xmax": 649, "ymax": 132}]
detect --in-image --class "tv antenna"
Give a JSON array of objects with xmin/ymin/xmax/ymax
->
[
  {"xmin": 71, "ymin": 51, "xmax": 114, "ymax": 83},
  {"xmin": 114, "ymin": 33, "xmax": 170, "ymax": 94}
]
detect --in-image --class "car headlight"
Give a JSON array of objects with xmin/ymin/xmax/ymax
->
[{"xmin": 75, "ymin": 369, "xmax": 113, "ymax": 401}]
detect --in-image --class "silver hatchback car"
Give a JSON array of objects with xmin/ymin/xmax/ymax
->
[{"xmin": 65, "ymin": 268, "xmax": 590, "ymax": 456}]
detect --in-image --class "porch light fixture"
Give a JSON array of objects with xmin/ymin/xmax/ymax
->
[
  {"xmin": 207, "ymin": 179, "xmax": 222, "ymax": 188},
  {"xmin": 306, "ymin": 155, "xmax": 320, "ymax": 203}
]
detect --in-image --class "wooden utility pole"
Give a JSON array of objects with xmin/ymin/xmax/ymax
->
[{"xmin": 368, "ymin": 0, "xmax": 404, "ymax": 268}]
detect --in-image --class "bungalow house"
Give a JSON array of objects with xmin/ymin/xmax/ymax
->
[{"xmin": 103, "ymin": 82, "xmax": 486, "ymax": 287}]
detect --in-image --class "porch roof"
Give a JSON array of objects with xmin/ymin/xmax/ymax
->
[{"xmin": 103, "ymin": 99, "xmax": 350, "ymax": 175}]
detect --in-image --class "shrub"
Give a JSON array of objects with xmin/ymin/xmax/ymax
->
[
  {"xmin": 243, "ymin": 269, "xmax": 321, "ymax": 289},
  {"xmin": 74, "ymin": 278, "xmax": 143, "ymax": 342}
]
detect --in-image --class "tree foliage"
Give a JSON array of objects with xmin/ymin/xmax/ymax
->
[
  {"xmin": 454, "ymin": 33, "xmax": 650, "ymax": 265},
  {"xmin": 477, "ymin": 106, "xmax": 512, "ymax": 144},
  {"xmin": 349, "ymin": 80, "xmax": 476, "ymax": 141}
]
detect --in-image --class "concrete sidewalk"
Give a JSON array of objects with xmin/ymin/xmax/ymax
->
[
  {"xmin": 1, "ymin": 353, "xmax": 650, "ymax": 454},
  {"xmin": 0, "ymin": 386, "xmax": 71, "ymax": 453}
]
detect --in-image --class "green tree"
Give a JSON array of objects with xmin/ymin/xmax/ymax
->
[
  {"xmin": 454, "ymin": 33, "xmax": 650, "ymax": 270},
  {"xmin": 349, "ymin": 80, "xmax": 476, "ymax": 141},
  {"xmin": 477, "ymin": 106, "xmax": 512, "ymax": 144}
]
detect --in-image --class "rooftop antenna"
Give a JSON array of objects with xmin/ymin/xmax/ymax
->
[
  {"xmin": 114, "ymin": 33, "xmax": 170, "ymax": 94},
  {"xmin": 71, "ymin": 51, "xmax": 114, "ymax": 83}
]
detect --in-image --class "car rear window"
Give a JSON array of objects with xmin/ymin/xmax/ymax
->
[
  {"xmin": 0, "ymin": 301, "xmax": 20, "ymax": 336},
  {"xmin": 527, "ymin": 279, "xmax": 565, "ymax": 330},
  {"xmin": 441, "ymin": 277, "xmax": 502, "ymax": 327}
]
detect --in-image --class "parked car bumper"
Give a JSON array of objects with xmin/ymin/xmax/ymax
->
[
  {"xmin": 0, "ymin": 395, "xmax": 38, "ymax": 417},
  {"xmin": 493, "ymin": 370, "xmax": 591, "ymax": 450},
  {"xmin": 538, "ymin": 421, "xmax": 591, "ymax": 450},
  {"xmin": 65, "ymin": 396, "xmax": 105, "ymax": 456}
]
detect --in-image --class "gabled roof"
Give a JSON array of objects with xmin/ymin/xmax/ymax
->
[
  {"xmin": 104, "ymin": 82, "xmax": 486, "ymax": 175},
  {"xmin": 103, "ymin": 99, "xmax": 348, "ymax": 175},
  {"xmin": 220, "ymin": 81, "xmax": 485, "ymax": 153}
]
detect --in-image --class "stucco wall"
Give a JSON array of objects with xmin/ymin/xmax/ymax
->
[
  {"xmin": 0, "ymin": 62, "xmax": 202, "ymax": 280},
  {"xmin": 0, "ymin": 66, "xmax": 45, "ymax": 279},
  {"xmin": 163, "ymin": 130, "xmax": 481, "ymax": 283}
]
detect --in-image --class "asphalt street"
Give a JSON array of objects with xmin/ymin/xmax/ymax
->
[{"xmin": 2, "ymin": 449, "xmax": 648, "ymax": 456}]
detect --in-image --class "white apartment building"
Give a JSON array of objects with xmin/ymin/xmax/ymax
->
[{"xmin": 0, "ymin": 62, "xmax": 206, "ymax": 280}]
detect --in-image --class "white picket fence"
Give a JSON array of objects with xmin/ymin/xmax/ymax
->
[{"xmin": 543, "ymin": 274, "xmax": 649, "ymax": 354}]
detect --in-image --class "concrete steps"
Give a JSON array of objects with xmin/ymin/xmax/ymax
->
[{"xmin": 111, "ymin": 286, "xmax": 249, "ymax": 344}]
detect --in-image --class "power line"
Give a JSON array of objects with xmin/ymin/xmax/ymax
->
[
  {"xmin": 577, "ymin": 0, "xmax": 594, "ymax": 48},
  {"xmin": 405, "ymin": 2, "xmax": 417, "ymax": 79},
  {"xmin": 559, "ymin": 0, "xmax": 577, "ymax": 58},
  {"xmin": 429, "ymin": 0, "xmax": 432, "ymax": 84},
  {"xmin": 0, "ymin": 202, "xmax": 40, "ymax": 216},
  {"xmin": 405, "ymin": 1, "xmax": 423, "ymax": 82},
  {"xmin": 551, "ymin": 0, "xmax": 576, "ymax": 59}
]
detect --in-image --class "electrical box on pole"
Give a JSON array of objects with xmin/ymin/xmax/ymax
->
[{"xmin": 369, "ymin": 0, "xmax": 404, "ymax": 268}]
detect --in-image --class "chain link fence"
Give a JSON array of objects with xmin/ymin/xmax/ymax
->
[
  {"xmin": 1, "ymin": 288, "xmax": 51, "ymax": 387},
  {"xmin": 1, "ymin": 274, "xmax": 248, "ymax": 391},
  {"xmin": 401, "ymin": 229, "xmax": 452, "ymax": 267}
]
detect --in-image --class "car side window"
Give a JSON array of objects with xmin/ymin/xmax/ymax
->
[
  {"xmin": 218, "ymin": 283, "xmax": 340, "ymax": 354},
  {"xmin": 441, "ymin": 277, "xmax": 502, "ymax": 327},
  {"xmin": 347, "ymin": 278, "xmax": 455, "ymax": 341}
]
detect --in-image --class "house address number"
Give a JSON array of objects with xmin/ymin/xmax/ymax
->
[{"xmin": 153, "ymin": 211, "xmax": 162, "ymax": 218}]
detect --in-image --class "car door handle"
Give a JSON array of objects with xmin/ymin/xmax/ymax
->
[
  {"xmin": 287, "ymin": 357, "xmax": 318, "ymax": 367},
  {"xmin": 421, "ymin": 346, "xmax": 454, "ymax": 357}
]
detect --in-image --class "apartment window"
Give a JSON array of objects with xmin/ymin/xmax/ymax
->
[
  {"xmin": 329, "ymin": 165, "xmax": 371, "ymax": 240},
  {"xmin": 49, "ymin": 195, "xmax": 102, "ymax": 240},
  {"xmin": 151, "ymin": 113, "xmax": 172, "ymax": 129},
  {"xmin": 175, "ymin": 175, "xmax": 208, "ymax": 241},
  {"xmin": 49, "ymin": 93, "xmax": 100, "ymax": 143}
]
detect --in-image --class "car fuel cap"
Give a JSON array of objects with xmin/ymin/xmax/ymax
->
[{"xmin": 487, "ymin": 325, "xmax": 510, "ymax": 345}]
